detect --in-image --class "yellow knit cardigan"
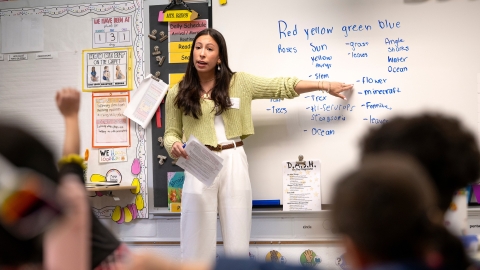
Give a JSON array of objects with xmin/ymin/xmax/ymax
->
[{"xmin": 164, "ymin": 72, "xmax": 300, "ymax": 158}]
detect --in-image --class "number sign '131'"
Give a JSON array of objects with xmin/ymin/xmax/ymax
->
[{"xmin": 92, "ymin": 16, "xmax": 133, "ymax": 48}]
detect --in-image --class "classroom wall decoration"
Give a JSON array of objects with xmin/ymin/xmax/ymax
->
[
  {"xmin": 82, "ymin": 47, "xmax": 134, "ymax": 92},
  {"xmin": 0, "ymin": 0, "xmax": 148, "ymax": 221}
]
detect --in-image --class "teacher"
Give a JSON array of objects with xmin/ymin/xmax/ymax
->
[{"xmin": 164, "ymin": 28, "xmax": 353, "ymax": 262}]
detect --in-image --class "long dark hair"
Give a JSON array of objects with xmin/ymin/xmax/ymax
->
[{"xmin": 174, "ymin": 28, "xmax": 234, "ymax": 119}]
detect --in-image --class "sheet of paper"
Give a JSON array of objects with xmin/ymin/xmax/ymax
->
[
  {"xmin": 282, "ymin": 160, "xmax": 321, "ymax": 211},
  {"xmin": 1, "ymin": 14, "xmax": 44, "ymax": 53},
  {"xmin": 123, "ymin": 74, "xmax": 169, "ymax": 128},
  {"xmin": 92, "ymin": 16, "xmax": 133, "ymax": 48},
  {"xmin": 176, "ymin": 135, "xmax": 223, "ymax": 187},
  {"xmin": 92, "ymin": 92, "xmax": 131, "ymax": 148}
]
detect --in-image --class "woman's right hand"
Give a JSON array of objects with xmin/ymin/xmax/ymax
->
[{"xmin": 171, "ymin": 141, "xmax": 188, "ymax": 159}]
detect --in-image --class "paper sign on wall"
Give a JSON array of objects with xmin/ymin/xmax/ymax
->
[
  {"xmin": 98, "ymin": 148, "xmax": 128, "ymax": 163},
  {"xmin": 169, "ymin": 73, "xmax": 184, "ymax": 86},
  {"xmin": 168, "ymin": 20, "xmax": 208, "ymax": 63},
  {"xmin": 92, "ymin": 92, "xmax": 131, "ymax": 148},
  {"xmin": 82, "ymin": 47, "xmax": 133, "ymax": 92},
  {"xmin": 283, "ymin": 160, "xmax": 321, "ymax": 211},
  {"xmin": 92, "ymin": 16, "xmax": 133, "ymax": 48}
]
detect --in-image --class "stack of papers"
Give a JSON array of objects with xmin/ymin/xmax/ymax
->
[{"xmin": 176, "ymin": 136, "xmax": 224, "ymax": 187}]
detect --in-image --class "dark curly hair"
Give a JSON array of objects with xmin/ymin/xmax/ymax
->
[
  {"xmin": 332, "ymin": 153, "xmax": 471, "ymax": 268},
  {"xmin": 360, "ymin": 113, "xmax": 480, "ymax": 212}
]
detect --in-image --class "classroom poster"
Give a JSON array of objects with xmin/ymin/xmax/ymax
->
[
  {"xmin": 92, "ymin": 16, "xmax": 133, "ymax": 48},
  {"xmin": 92, "ymin": 92, "xmax": 131, "ymax": 148},
  {"xmin": 168, "ymin": 19, "xmax": 208, "ymax": 63},
  {"xmin": 82, "ymin": 47, "xmax": 133, "ymax": 92},
  {"xmin": 282, "ymin": 160, "xmax": 321, "ymax": 211},
  {"xmin": 167, "ymin": 172, "xmax": 185, "ymax": 211}
]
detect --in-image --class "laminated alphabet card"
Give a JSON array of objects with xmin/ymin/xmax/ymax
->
[{"xmin": 282, "ymin": 160, "xmax": 321, "ymax": 211}]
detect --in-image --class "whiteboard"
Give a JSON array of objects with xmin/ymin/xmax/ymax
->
[{"xmin": 213, "ymin": 0, "xmax": 480, "ymax": 204}]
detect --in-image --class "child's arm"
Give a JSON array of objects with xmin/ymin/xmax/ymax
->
[{"xmin": 56, "ymin": 88, "xmax": 80, "ymax": 156}]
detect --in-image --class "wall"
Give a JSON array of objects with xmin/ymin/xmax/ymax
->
[{"xmin": 3, "ymin": 0, "xmax": 480, "ymax": 268}]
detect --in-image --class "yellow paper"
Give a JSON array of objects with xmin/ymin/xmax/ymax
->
[
  {"xmin": 169, "ymin": 73, "xmax": 184, "ymax": 86},
  {"xmin": 169, "ymin": 52, "xmax": 190, "ymax": 63},
  {"xmin": 170, "ymin": 202, "xmax": 182, "ymax": 212},
  {"xmin": 169, "ymin": 42, "xmax": 192, "ymax": 53},
  {"xmin": 162, "ymin": 10, "xmax": 198, "ymax": 22}
]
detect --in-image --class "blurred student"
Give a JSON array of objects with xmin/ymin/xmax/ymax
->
[
  {"xmin": 332, "ymin": 153, "xmax": 472, "ymax": 270},
  {"xmin": 360, "ymin": 114, "xmax": 480, "ymax": 214},
  {"xmin": 0, "ymin": 88, "xmax": 128, "ymax": 269},
  {"xmin": 54, "ymin": 88, "xmax": 130, "ymax": 270},
  {"xmin": 0, "ymin": 89, "xmax": 90, "ymax": 269},
  {"xmin": 359, "ymin": 114, "xmax": 480, "ymax": 269}
]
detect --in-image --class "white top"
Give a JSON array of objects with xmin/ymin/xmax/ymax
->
[{"xmin": 214, "ymin": 114, "xmax": 240, "ymax": 145}]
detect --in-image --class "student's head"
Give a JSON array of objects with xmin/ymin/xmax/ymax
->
[
  {"xmin": 360, "ymin": 113, "xmax": 480, "ymax": 212},
  {"xmin": 116, "ymin": 65, "xmax": 120, "ymax": 71},
  {"xmin": 92, "ymin": 67, "xmax": 95, "ymax": 71},
  {"xmin": 104, "ymin": 66, "xmax": 108, "ymax": 70},
  {"xmin": 332, "ymin": 154, "xmax": 442, "ymax": 267},
  {"xmin": 0, "ymin": 123, "xmax": 59, "ymax": 266}
]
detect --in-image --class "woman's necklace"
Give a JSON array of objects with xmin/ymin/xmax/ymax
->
[
  {"xmin": 200, "ymin": 78, "xmax": 215, "ymax": 99},
  {"xmin": 202, "ymin": 89, "xmax": 212, "ymax": 99}
]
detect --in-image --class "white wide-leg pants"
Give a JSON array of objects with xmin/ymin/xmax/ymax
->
[{"xmin": 181, "ymin": 146, "xmax": 252, "ymax": 262}]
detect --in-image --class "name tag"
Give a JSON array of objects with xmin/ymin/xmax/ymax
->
[{"xmin": 230, "ymin": 97, "xmax": 240, "ymax": 109}]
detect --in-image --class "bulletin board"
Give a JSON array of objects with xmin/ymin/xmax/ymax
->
[
  {"xmin": 148, "ymin": 3, "xmax": 212, "ymax": 207},
  {"xmin": 0, "ymin": 0, "xmax": 148, "ymax": 222}
]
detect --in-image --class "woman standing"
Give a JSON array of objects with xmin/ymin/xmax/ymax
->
[{"xmin": 164, "ymin": 28, "xmax": 353, "ymax": 262}]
